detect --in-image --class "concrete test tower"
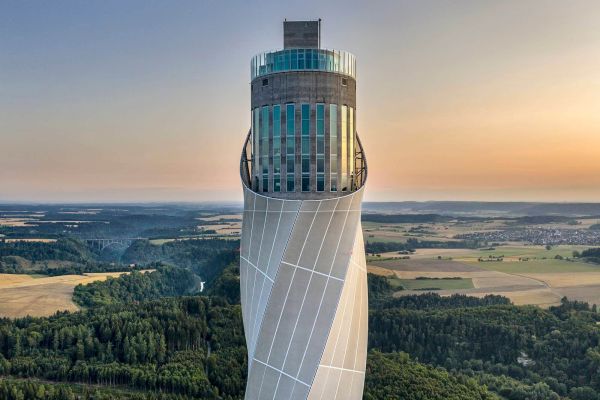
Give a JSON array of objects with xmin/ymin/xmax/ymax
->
[{"xmin": 239, "ymin": 20, "xmax": 368, "ymax": 400}]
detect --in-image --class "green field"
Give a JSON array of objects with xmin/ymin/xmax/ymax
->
[
  {"xmin": 471, "ymin": 259, "xmax": 600, "ymax": 274},
  {"xmin": 398, "ymin": 278, "xmax": 474, "ymax": 290},
  {"xmin": 28, "ymin": 274, "xmax": 48, "ymax": 279},
  {"xmin": 364, "ymin": 234, "xmax": 409, "ymax": 243}
]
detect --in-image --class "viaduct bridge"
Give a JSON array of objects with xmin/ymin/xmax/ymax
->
[{"xmin": 84, "ymin": 238, "xmax": 146, "ymax": 251}]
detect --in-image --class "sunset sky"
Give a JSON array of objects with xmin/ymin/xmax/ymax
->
[{"xmin": 2, "ymin": 0, "xmax": 600, "ymax": 202}]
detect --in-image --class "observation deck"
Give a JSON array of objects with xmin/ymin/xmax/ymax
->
[{"xmin": 251, "ymin": 49, "xmax": 356, "ymax": 81}]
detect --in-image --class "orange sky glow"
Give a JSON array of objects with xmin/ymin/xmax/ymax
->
[{"xmin": 2, "ymin": 1, "xmax": 600, "ymax": 202}]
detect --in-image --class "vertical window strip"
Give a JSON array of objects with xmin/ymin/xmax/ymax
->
[
  {"xmin": 316, "ymin": 104, "xmax": 325, "ymax": 192},
  {"xmin": 261, "ymin": 106, "xmax": 269, "ymax": 192},
  {"xmin": 301, "ymin": 104, "xmax": 310, "ymax": 191},
  {"xmin": 330, "ymin": 104, "xmax": 338, "ymax": 192},
  {"xmin": 341, "ymin": 105, "xmax": 347, "ymax": 191},
  {"xmin": 286, "ymin": 104, "xmax": 295, "ymax": 192},
  {"xmin": 273, "ymin": 105, "xmax": 281, "ymax": 192},
  {"xmin": 349, "ymin": 106, "xmax": 354, "ymax": 190},
  {"xmin": 253, "ymin": 108, "xmax": 260, "ymax": 183}
]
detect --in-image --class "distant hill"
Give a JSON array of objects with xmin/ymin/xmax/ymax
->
[{"xmin": 362, "ymin": 201, "xmax": 600, "ymax": 217}]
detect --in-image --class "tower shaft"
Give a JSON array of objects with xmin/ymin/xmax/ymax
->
[{"xmin": 240, "ymin": 20, "xmax": 368, "ymax": 400}]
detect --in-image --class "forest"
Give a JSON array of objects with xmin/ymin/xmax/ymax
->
[
  {"xmin": 0, "ymin": 265, "xmax": 501, "ymax": 399},
  {"xmin": 581, "ymin": 247, "xmax": 600, "ymax": 264},
  {"xmin": 365, "ymin": 238, "xmax": 483, "ymax": 254},
  {"xmin": 1, "ymin": 236, "xmax": 600, "ymax": 398}
]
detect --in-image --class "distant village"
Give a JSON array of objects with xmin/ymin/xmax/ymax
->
[{"xmin": 457, "ymin": 227, "xmax": 600, "ymax": 246}]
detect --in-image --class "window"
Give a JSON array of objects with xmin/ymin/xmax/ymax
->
[
  {"xmin": 341, "ymin": 105, "xmax": 348, "ymax": 191},
  {"xmin": 301, "ymin": 104, "xmax": 310, "ymax": 191},
  {"xmin": 330, "ymin": 104, "xmax": 338, "ymax": 192},
  {"xmin": 316, "ymin": 104, "xmax": 325, "ymax": 192},
  {"xmin": 286, "ymin": 104, "xmax": 295, "ymax": 192},
  {"xmin": 317, "ymin": 157, "xmax": 324, "ymax": 172},
  {"xmin": 274, "ymin": 176, "xmax": 280, "ymax": 192},
  {"xmin": 341, "ymin": 78, "xmax": 348, "ymax": 86},
  {"xmin": 302, "ymin": 176, "xmax": 310, "ymax": 192},
  {"xmin": 298, "ymin": 49, "xmax": 305, "ymax": 69},
  {"xmin": 273, "ymin": 105, "xmax": 281, "ymax": 192},
  {"xmin": 317, "ymin": 174, "xmax": 325, "ymax": 192},
  {"xmin": 262, "ymin": 78, "xmax": 269, "ymax": 86},
  {"xmin": 302, "ymin": 157, "xmax": 310, "ymax": 174}
]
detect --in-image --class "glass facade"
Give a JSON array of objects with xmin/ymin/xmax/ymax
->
[
  {"xmin": 251, "ymin": 48, "xmax": 356, "ymax": 80},
  {"xmin": 251, "ymin": 102, "xmax": 356, "ymax": 195},
  {"xmin": 286, "ymin": 104, "xmax": 295, "ymax": 192}
]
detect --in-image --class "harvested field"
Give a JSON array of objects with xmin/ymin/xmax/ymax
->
[
  {"xmin": 197, "ymin": 214, "xmax": 242, "ymax": 221},
  {"xmin": 211, "ymin": 223, "xmax": 242, "ymax": 235},
  {"xmin": 4, "ymin": 238, "xmax": 57, "ymax": 243},
  {"xmin": 472, "ymin": 259, "xmax": 599, "ymax": 274},
  {"xmin": 461, "ymin": 288, "xmax": 562, "ymax": 307},
  {"xmin": 554, "ymin": 286, "xmax": 600, "ymax": 307},
  {"xmin": 0, "ymin": 272, "xmax": 131, "ymax": 318},
  {"xmin": 521, "ymin": 272, "xmax": 600, "ymax": 288},
  {"xmin": 367, "ymin": 265, "xmax": 396, "ymax": 277},
  {"xmin": 0, "ymin": 218, "xmax": 40, "ymax": 227}
]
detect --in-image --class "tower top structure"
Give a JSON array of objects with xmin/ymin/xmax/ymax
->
[
  {"xmin": 244, "ymin": 19, "xmax": 365, "ymax": 199},
  {"xmin": 283, "ymin": 19, "xmax": 321, "ymax": 49}
]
